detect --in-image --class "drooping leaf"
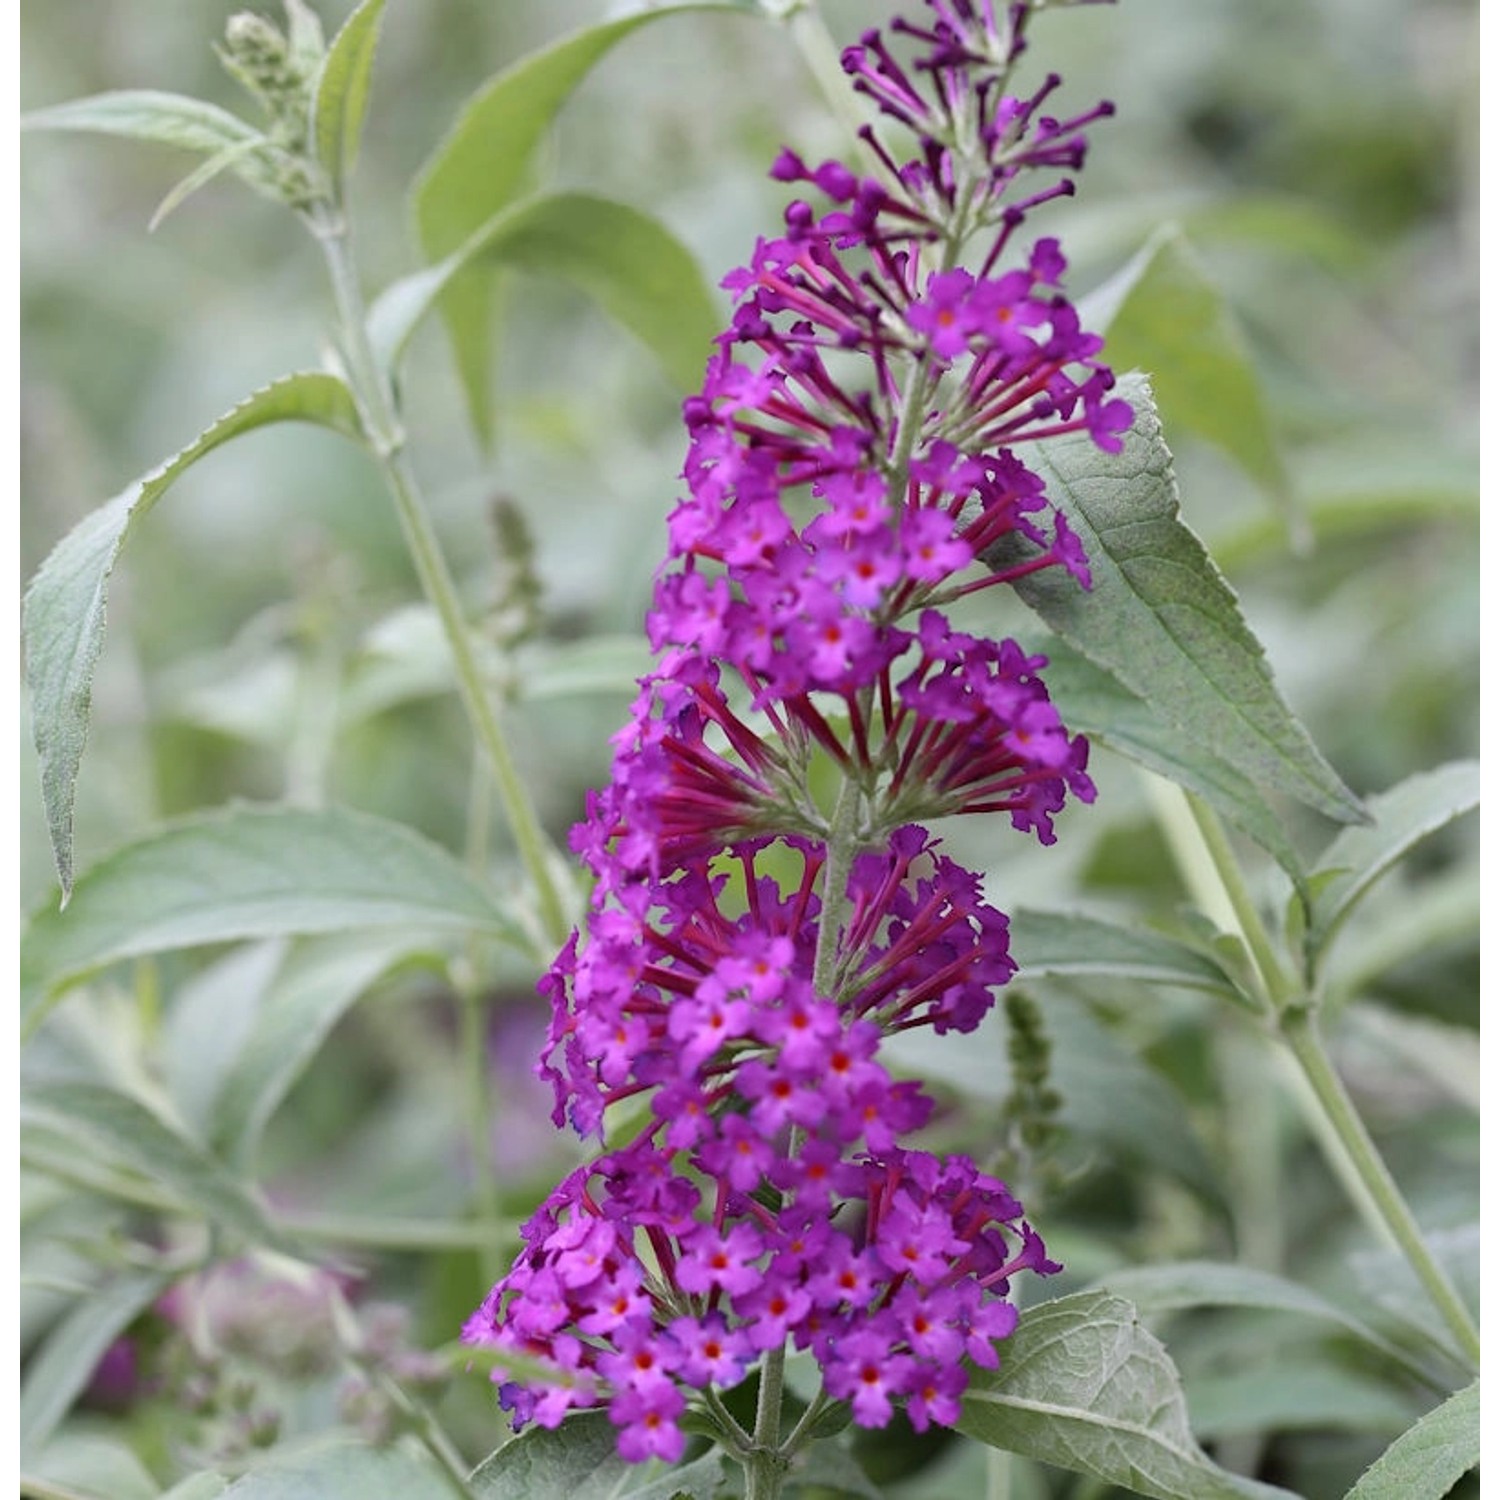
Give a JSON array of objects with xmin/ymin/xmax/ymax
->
[
  {"xmin": 22, "ymin": 372, "xmax": 363, "ymax": 899},
  {"xmin": 21, "ymin": 1081, "xmax": 285, "ymax": 1249},
  {"xmin": 1343, "ymin": 1382, "xmax": 1478, "ymax": 1500},
  {"xmin": 410, "ymin": 4, "xmax": 747, "ymax": 441},
  {"xmin": 311, "ymin": 0, "xmax": 387, "ymax": 198},
  {"xmin": 147, "ymin": 136, "xmax": 270, "ymax": 231},
  {"xmin": 212, "ymin": 932, "xmax": 431, "ymax": 1166},
  {"xmin": 1349, "ymin": 1225, "xmax": 1479, "ymax": 1371},
  {"xmin": 1305, "ymin": 761, "xmax": 1479, "ymax": 970},
  {"xmin": 1009, "ymin": 374, "xmax": 1364, "ymax": 827},
  {"xmin": 220, "ymin": 1440, "xmax": 456, "ymax": 1499},
  {"xmin": 958, "ymin": 1291, "xmax": 1298, "ymax": 1500},
  {"xmin": 25, "ymin": 1434, "xmax": 161, "ymax": 1500},
  {"xmin": 1082, "ymin": 227, "xmax": 1297, "ymax": 529},
  {"xmin": 20, "ymin": 804, "xmax": 517, "ymax": 1034},
  {"xmin": 1010, "ymin": 909, "xmax": 1241, "ymax": 1000},
  {"xmin": 19, "ymin": 1269, "xmax": 170, "ymax": 1456},
  {"xmin": 471, "ymin": 1409, "xmax": 726, "ymax": 1499},
  {"xmin": 1096, "ymin": 1261, "xmax": 1437, "ymax": 1386},
  {"xmin": 372, "ymin": 192, "xmax": 717, "ymax": 391},
  {"xmin": 20, "ymin": 90, "xmax": 284, "ymax": 200},
  {"xmin": 1037, "ymin": 635, "xmax": 1305, "ymax": 877}
]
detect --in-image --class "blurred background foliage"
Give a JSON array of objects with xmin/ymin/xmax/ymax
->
[{"xmin": 20, "ymin": 0, "xmax": 1478, "ymax": 1497}]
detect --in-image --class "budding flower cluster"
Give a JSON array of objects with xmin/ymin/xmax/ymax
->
[{"xmin": 466, "ymin": 0, "xmax": 1125, "ymax": 1464}]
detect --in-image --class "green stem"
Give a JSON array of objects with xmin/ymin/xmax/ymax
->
[
  {"xmin": 1168, "ymin": 787, "xmax": 1480, "ymax": 1370},
  {"xmin": 1281, "ymin": 1006, "xmax": 1480, "ymax": 1367},
  {"xmin": 745, "ymin": 1344, "xmax": 790, "ymax": 1500},
  {"xmin": 310, "ymin": 208, "xmax": 571, "ymax": 950}
]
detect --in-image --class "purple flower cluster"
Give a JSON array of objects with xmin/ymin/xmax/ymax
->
[{"xmin": 467, "ymin": 0, "xmax": 1125, "ymax": 1464}]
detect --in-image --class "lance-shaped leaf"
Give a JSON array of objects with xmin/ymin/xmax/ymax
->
[
  {"xmin": 212, "ymin": 932, "xmax": 432, "ymax": 1167},
  {"xmin": 1304, "ymin": 760, "xmax": 1479, "ymax": 971},
  {"xmin": 1096, "ymin": 1262, "xmax": 1440, "ymax": 1388},
  {"xmin": 22, "ymin": 1082, "xmax": 285, "ymax": 1250},
  {"xmin": 1006, "ymin": 375, "xmax": 1364, "ymax": 828},
  {"xmin": 21, "ymin": 89, "xmax": 286, "ymax": 202},
  {"xmin": 20, "ymin": 804, "xmax": 521, "ymax": 1033},
  {"xmin": 470, "ymin": 1409, "xmax": 725, "ymax": 1499},
  {"xmin": 958, "ymin": 1291, "xmax": 1298, "ymax": 1500},
  {"xmin": 372, "ymin": 192, "xmax": 716, "ymax": 390},
  {"xmin": 311, "ymin": 0, "xmax": 387, "ymax": 199},
  {"xmin": 1343, "ymin": 1382, "xmax": 1478, "ymax": 1500},
  {"xmin": 20, "ymin": 1268, "xmax": 171, "ymax": 1456},
  {"xmin": 1037, "ymin": 634, "xmax": 1304, "ymax": 877},
  {"xmin": 1010, "ymin": 908, "xmax": 1243, "ymax": 1001},
  {"xmin": 1082, "ymin": 227, "xmax": 1298, "ymax": 533},
  {"xmin": 410, "ymin": 3, "xmax": 748, "ymax": 442},
  {"xmin": 23, "ymin": 373, "xmax": 363, "ymax": 900}
]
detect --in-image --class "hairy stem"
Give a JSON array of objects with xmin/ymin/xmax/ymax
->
[
  {"xmin": 310, "ymin": 207, "xmax": 571, "ymax": 951},
  {"xmin": 745, "ymin": 1343, "xmax": 790, "ymax": 1500}
]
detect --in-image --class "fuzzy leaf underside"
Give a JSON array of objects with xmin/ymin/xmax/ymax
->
[{"xmin": 958, "ymin": 1291, "xmax": 1299, "ymax": 1500}]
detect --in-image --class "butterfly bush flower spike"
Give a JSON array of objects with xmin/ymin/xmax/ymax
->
[{"xmin": 467, "ymin": 0, "xmax": 1122, "ymax": 1472}]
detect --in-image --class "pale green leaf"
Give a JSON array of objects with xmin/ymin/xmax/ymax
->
[
  {"xmin": 19, "ymin": 1269, "xmax": 169, "ymax": 1456},
  {"xmin": 1350, "ymin": 1225, "xmax": 1478, "ymax": 1370},
  {"xmin": 1306, "ymin": 761, "xmax": 1479, "ymax": 969},
  {"xmin": 20, "ymin": 804, "xmax": 517, "ymax": 1033},
  {"xmin": 1188, "ymin": 1359, "xmax": 1417, "ymax": 1440},
  {"xmin": 22, "ymin": 372, "xmax": 363, "ymax": 899},
  {"xmin": 1010, "ymin": 909, "xmax": 1241, "ymax": 999},
  {"xmin": 212, "ymin": 932, "xmax": 431, "ymax": 1166},
  {"xmin": 221, "ymin": 1440, "xmax": 455, "ymax": 1498},
  {"xmin": 21, "ymin": 1081, "xmax": 285, "ymax": 1248},
  {"xmin": 24, "ymin": 1434, "xmax": 159, "ymax": 1500},
  {"xmin": 147, "ymin": 136, "xmax": 269, "ymax": 230},
  {"xmin": 1096, "ymin": 1262, "xmax": 1437, "ymax": 1387},
  {"xmin": 1008, "ymin": 374, "xmax": 1364, "ymax": 827},
  {"xmin": 373, "ymin": 192, "xmax": 717, "ymax": 391},
  {"xmin": 1037, "ymin": 635, "xmax": 1304, "ymax": 877},
  {"xmin": 311, "ymin": 0, "xmax": 386, "ymax": 197},
  {"xmin": 1343, "ymin": 1382, "xmax": 1478, "ymax": 1500},
  {"xmin": 410, "ymin": 4, "xmax": 745, "ymax": 441},
  {"xmin": 958, "ymin": 1291, "xmax": 1298, "ymax": 1500},
  {"xmin": 470, "ymin": 1410, "xmax": 725, "ymax": 1498},
  {"xmin": 1083, "ymin": 227, "xmax": 1297, "ymax": 529},
  {"xmin": 160, "ymin": 1476, "xmax": 231, "ymax": 1500},
  {"xmin": 785, "ymin": 1440, "xmax": 882, "ymax": 1499}
]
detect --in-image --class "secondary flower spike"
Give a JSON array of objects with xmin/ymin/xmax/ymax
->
[{"xmin": 469, "ymin": 0, "xmax": 1124, "ymax": 1465}]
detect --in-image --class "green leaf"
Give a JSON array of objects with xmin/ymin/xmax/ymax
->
[
  {"xmin": 23, "ymin": 372, "xmax": 363, "ymax": 899},
  {"xmin": 212, "ymin": 932, "xmax": 429, "ymax": 1166},
  {"xmin": 958, "ymin": 1291, "xmax": 1297, "ymax": 1500},
  {"xmin": 1037, "ymin": 635, "xmax": 1304, "ymax": 877},
  {"xmin": 1009, "ymin": 373, "xmax": 1364, "ymax": 827},
  {"xmin": 221, "ymin": 1440, "xmax": 456, "ymax": 1498},
  {"xmin": 311, "ymin": 0, "xmax": 387, "ymax": 198},
  {"xmin": 785, "ymin": 1440, "xmax": 882, "ymax": 1499},
  {"xmin": 373, "ymin": 191, "xmax": 717, "ymax": 391},
  {"xmin": 20, "ymin": 804, "xmax": 517, "ymax": 1034},
  {"xmin": 1350, "ymin": 1225, "xmax": 1478, "ymax": 1370},
  {"xmin": 19, "ymin": 1269, "xmax": 170, "ymax": 1456},
  {"xmin": 1083, "ymin": 227, "xmax": 1297, "ymax": 530},
  {"xmin": 1010, "ymin": 909, "xmax": 1241, "ymax": 1000},
  {"xmin": 148, "ymin": 136, "xmax": 270, "ymax": 231},
  {"xmin": 1187, "ymin": 1358, "xmax": 1417, "ymax": 1440},
  {"xmin": 21, "ymin": 1081, "xmax": 285, "ymax": 1249},
  {"xmin": 20, "ymin": 89, "xmax": 283, "ymax": 197},
  {"xmin": 1343, "ymin": 1382, "xmax": 1478, "ymax": 1500},
  {"xmin": 410, "ymin": 4, "xmax": 744, "ymax": 442},
  {"xmin": 1305, "ymin": 761, "xmax": 1479, "ymax": 969},
  {"xmin": 24, "ymin": 1433, "xmax": 160, "ymax": 1500},
  {"xmin": 1097, "ymin": 1262, "xmax": 1436, "ymax": 1385},
  {"xmin": 470, "ymin": 1410, "xmax": 725, "ymax": 1499},
  {"xmin": 159, "ymin": 1477, "xmax": 231, "ymax": 1500}
]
